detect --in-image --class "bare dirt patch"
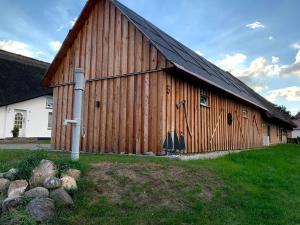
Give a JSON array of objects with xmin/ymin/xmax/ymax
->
[{"xmin": 88, "ymin": 162, "xmax": 222, "ymax": 210}]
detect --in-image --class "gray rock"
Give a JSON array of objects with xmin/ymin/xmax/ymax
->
[
  {"xmin": 29, "ymin": 160, "xmax": 57, "ymax": 187},
  {"xmin": 7, "ymin": 180, "xmax": 28, "ymax": 198},
  {"xmin": 4, "ymin": 168, "xmax": 18, "ymax": 181},
  {"xmin": 25, "ymin": 187, "xmax": 49, "ymax": 198},
  {"xmin": 0, "ymin": 178, "xmax": 10, "ymax": 194},
  {"xmin": 26, "ymin": 197, "xmax": 55, "ymax": 223},
  {"xmin": 43, "ymin": 177, "xmax": 62, "ymax": 189},
  {"xmin": 2, "ymin": 196, "xmax": 24, "ymax": 212},
  {"xmin": 62, "ymin": 169, "xmax": 81, "ymax": 180},
  {"xmin": 60, "ymin": 176, "xmax": 77, "ymax": 191},
  {"xmin": 0, "ymin": 173, "xmax": 4, "ymax": 178},
  {"xmin": 50, "ymin": 188, "xmax": 74, "ymax": 207},
  {"xmin": 0, "ymin": 195, "xmax": 5, "ymax": 213}
]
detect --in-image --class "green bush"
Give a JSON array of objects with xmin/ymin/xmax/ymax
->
[
  {"xmin": 54, "ymin": 158, "xmax": 87, "ymax": 177},
  {"xmin": 15, "ymin": 151, "xmax": 48, "ymax": 180},
  {"xmin": 11, "ymin": 126, "xmax": 19, "ymax": 138}
]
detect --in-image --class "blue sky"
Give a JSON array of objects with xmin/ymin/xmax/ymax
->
[{"xmin": 1, "ymin": 0, "xmax": 300, "ymax": 115}]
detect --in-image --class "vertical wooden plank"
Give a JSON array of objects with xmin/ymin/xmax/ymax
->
[
  {"xmin": 119, "ymin": 16, "xmax": 128, "ymax": 153},
  {"xmin": 126, "ymin": 22, "xmax": 135, "ymax": 153},
  {"xmin": 149, "ymin": 46, "xmax": 158, "ymax": 153},
  {"xmin": 190, "ymin": 83, "xmax": 195, "ymax": 153},
  {"xmin": 142, "ymin": 37, "xmax": 150, "ymax": 153},
  {"xmin": 60, "ymin": 51, "xmax": 69, "ymax": 150},
  {"xmin": 157, "ymin": 54, "xmax": 166, "ymax": 155},
  {"xmin": 56, "ymin": 64, "xmax": 64, "ymax": 150},
  {"xmin": 51, "ymin": 88, "xmax": 58, "ymax": 149},
  {"xmin": 100, "ymin": 0, "xmax": 110, "ymax": 152},
  {"xmin": 88, "ymin": 6, "xmax": 97, "ymax": 152},
  {"xmin": 157, "ymin": 71, "xmax": 167, "ymax": 155},
  {"xmin": 112, "ymin": 8, "xmax": 122, "ymax": 153},
  {"xmin": 105, "ymin": 3, "xmax": 115, "ymax": 152},
  {"xmin": 65, "ymin": 42, "xmax": 75, "ymax": 151},
  {"xmin": 82, "ymin": 15, "xmax": 91, "ymax": 152},
  {"xmin": 133, "ymin": 29, "xmax": 143, "ymax": 154},
  {"xmin": 94, "ymin": 0, "xmax": 104, "ymax": 152}
]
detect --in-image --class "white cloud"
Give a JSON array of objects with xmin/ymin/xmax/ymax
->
[
  {"xmin": 265, "ymin": 86, "xmax": 300, "ymax": 102},
  {"xmin": 57, "ymin": 17, "xmax": 77, "ymax": 32},
  {"xmin": 57, "ymin": 25, "xmax": 65, "ymax": 32},
  {"xmin": 288, "ymin": 108, "xmax": 300, "ymax": 116},
  {"xmin": 254, "ymin": 85, "xmax": 269, "ymax": 92},
  {"xmin": 280, "ymin": 50, "xmax": 300, "ymax": 77},
  {"xmin": 245, "ymin": 21, "xmax": 265, "ymax": 29},
  {"xmin": 268, "ymin": 36, "xmax": 274, "ymax": 41},
  {"xmin": 70, "ymin": 17, "xmax": 77, "ymax": 27},
  {"xmin": 216, "ymin": 53, "xmax": 247, "ymax": 71},
  {"xmin": 272, "ymin": 56, "xmax": 279, "ymax": 64},
  {"xmin": 49, "ymin": 41, "xmax": 62, "ymax": 51},
  {"xmin": 0, "ymin": 40, "xmax": 33, "ymax": 57},
  {"xmin": 291, "ymin": 41, "xmax": 300, "ymax": 50},
  {"xmin": 215, "ymin": 48, "xmax": 300, "ymax": 94},
  {"xmin": 195, "ymin": 50, "xmax": 204, "ymax": 56}
]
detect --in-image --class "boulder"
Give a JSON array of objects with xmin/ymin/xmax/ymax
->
[
  {"xmin": 29, "ymin": 160, "xmax": 57, "ymax": 187},
  {"xmin": 62, "ymin": 169, "xmax": 81, "ymax": 180},
  {"xmin": 7, "ymin": 180, "xmax": 28, "ymax": 198},
  {"xmin": 26, "ymin": 197, "xmax": 55, "ymax": 223},
  {"xmin": 43, "ymin": 177, "xmax": 62, "ymax": 189},
  {"xmin": 0, "ymin": 173, "xmax": 4, "ymax": 178},
  {"xmin": 0, "ymin": 195, "xmax": 5, "ymax": 213},
  {"xmin": 0, "ymin": 178, "xmax": 10, "ymax": 194},
  {"xmin": 60, "ymin": 176, "xmax": 77, "ymax": 191},
  {"xmin": 2, "ymin": 196, "xmax": 24, "ymax": 212},
  {"xmin": 4, "ymin": 168, "xmax": 18, "ymax": 181},
  {"xmin": 50, "ymin": 188, "xmax": 74, "ymax": 207},
  {"xmin": 25, "ymin": 187, "xmax": 49, "ymax": 198}
]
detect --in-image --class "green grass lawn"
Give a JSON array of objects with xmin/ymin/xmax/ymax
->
[{"xmin": 0, "ymin": 144, "xmax": 300, "ymax": 225}]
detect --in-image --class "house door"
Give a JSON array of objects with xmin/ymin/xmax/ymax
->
[{"xmin": 14, "ymin": 110, "xmax": 26, "ymax": 137}]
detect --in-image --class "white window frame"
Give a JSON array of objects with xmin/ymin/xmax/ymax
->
[
  {"xmin": 46, "ymin": 96, "xmax": 53, "ymax": 109},
  {"xmin": 200, "ymin": 94, "xmax": 209, "ymax": 107},
  {"xmin": 243, "ymin": 110, "xmax": 248, "ymax": 119}
]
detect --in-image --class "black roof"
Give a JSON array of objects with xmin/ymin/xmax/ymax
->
[
  {"xmin": 0, "ymin": 50, "xmax": 52, "ymax": 107},
  {"xmin": 112, "ymin": 0, "xmax": 294, "ymax": 127}
]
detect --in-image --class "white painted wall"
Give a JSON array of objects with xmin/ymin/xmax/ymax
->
[
  {"xmin": 0, "ymin": 107, "xmax": 6, "ymax": 138},
  {"xmin": 292, "ymin": 130, "xmax": 300, "ymax": 138},
  {"xmin": 0, "ymin": 96, "xmax": 52, "ymax": 139}
]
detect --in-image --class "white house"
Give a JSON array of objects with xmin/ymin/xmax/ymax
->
[
  {"xmin": 0, "ymin": 50, "xmax": 53, "ymax": 139},
  {"xmin": 291, "ymin": 112, "xmax": 300, "ymax": 138}
]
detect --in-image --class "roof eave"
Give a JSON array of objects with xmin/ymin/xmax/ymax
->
[{"xmin": 172, "ymin": 63, "xmax": 268, "ymax": 111}]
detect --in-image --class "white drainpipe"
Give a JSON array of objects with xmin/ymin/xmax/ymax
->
[{"xmin": 64, "ymin": 68, "xmax": 85, "ymax": 161}]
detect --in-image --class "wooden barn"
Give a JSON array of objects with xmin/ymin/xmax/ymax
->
[{"xmin": 42, "ymin": 0, "xmax": 295, "ymax": 155}]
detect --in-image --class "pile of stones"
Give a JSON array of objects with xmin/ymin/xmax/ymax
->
[{"xmin": 0, "ymin": 160, "xmax": 81, "ymax": 223}]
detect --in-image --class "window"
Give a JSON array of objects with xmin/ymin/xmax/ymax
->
[
  {"xmin": 243, "ymin": 110, "xmax": 248, "ymax": 118},
  {"xmin": 200, "ymin": 95, "xmax": 209, "ymax": 107},
  {"xmin": 227, "ymin": 113, "xmax": 233, "ymax": 125},
  {"xmin": 14, "ymin": 113, "xmax": 24, "ymax": 129},
  {"xmin": 46, "ymin": 97, "xmax": 53, "ymax": 109},
  {"xmin": 48, "ymin": 112, "xmax": 52, "ymax": 129}
]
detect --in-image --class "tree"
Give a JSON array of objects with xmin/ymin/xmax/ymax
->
[
  {"xmin": 273, "ymin": 104, "xmax": 292, "ymax": 118},
  {"xmin": 292, "ymin": 112, "xmax": 300, "ymax": 120}
]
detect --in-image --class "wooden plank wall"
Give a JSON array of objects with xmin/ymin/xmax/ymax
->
[
  {"xmin": 49, "ymin": 0, "xmax": 290, "ymax": 155},
  {"xmin": 49, "ymin": 0, "xmax": 169, "ymax": 154},
  {"xmin": 163, "ymin": 72, "xmax": 265, "ymax": 153},
  {"xmin": 262, "ymin": 123, "xmax": 289, "ymax": 145}
]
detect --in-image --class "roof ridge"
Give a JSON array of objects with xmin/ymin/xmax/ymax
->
[{"xmin": 0, "ymin": 49, "xmax": 50, "ymax": 68}]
